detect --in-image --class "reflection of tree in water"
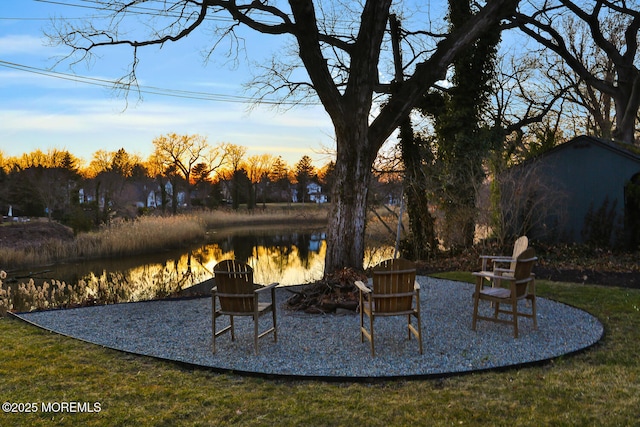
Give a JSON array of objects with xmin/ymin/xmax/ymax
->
[
  {"xmin": 214, "ymin": 230, "xmax": 323, "ymax": 267},
  {"xmin": 207, "ymin": 230, "xmax": 326, "ymax": 285},
  {"xmin": 12, "ymin": 230, "xmax": 332, "ymax": 305},
  {"xmin": 121, "ymin": 254, "xmax": 211, "ymax": 300},
  {"xmin": 191, "ymin": 244, "xmax": 224, "ymax": 273}
]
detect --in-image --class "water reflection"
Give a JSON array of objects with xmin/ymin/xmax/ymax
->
[
  {"xmin": 13, "ymin": 227, "xmax": 395, "ymax": 303},
  {"xmin": 200, "ymin": 230, "xmax": 329, "ymax": 286}
]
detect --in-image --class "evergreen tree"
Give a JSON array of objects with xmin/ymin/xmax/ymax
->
[{"xmin": 295, "ymin": 155, "xmax": 315, "ymax": 203}]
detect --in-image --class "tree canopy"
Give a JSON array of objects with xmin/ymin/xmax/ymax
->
[{"xmin": 47, "ymin": 0, "xmax": 520, "ymax": 274}]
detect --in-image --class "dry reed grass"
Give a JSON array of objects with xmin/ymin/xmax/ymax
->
[
  {"xmin": 0, "ymin": 208, "xmax": 329, "ymax": 312},
  {"xmin": 75, "ymin": 215, "xmax": 205, "ymax": 258},
  {"xmin": 1, "ymin": 215, "xmax": 207, "ymax": 269},
  {"xmin": 0, "ymin": 270, "xmax": 135, "ymax": 313},
  {"xmin": 0, "ymin": 206, "xmax": 397, "ymax": 313},
  {"xmin": 195, "ymin": 205, "xmax": 328, "ymax": 229}
]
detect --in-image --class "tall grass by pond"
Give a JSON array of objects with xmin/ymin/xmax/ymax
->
[
  {"xmin": 0, "ymin": 207, "xmax": 332, "ymax": 313},
  {"xmin": 1, "ymin": 206, "xmax": 330, "ymax": 270},
  {"xmin": 197, "ymin": 204, "xmax": 328, "ymax": 229},
  {"xmin": 0, "ymin": 271, "xmax": 149, "ymax": 315},
  {"xmin": 1, "ymin": 215, "xmax": 206, "ymax": 270},
  {"xmin": 1, "ymin": 279, "xmax": 639, "ymax": 426}
]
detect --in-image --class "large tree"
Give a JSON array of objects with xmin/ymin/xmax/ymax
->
[
  {"xmin": 50, "ymin": 0, "xmax": 518, "ymax": 274},
  {"xmin": 245, "ymin": 154, "xmax": 277, "ymax": 208},
  {"xmin": 512, "ymin": 0, "xmax": 640, "ymax": 144},
  {"xmin": 424, "ymin": 0, "xmax": 503, "ymax": 250},
  {"xmin": 222, "ymin": 143, "xmax": 248, "ymax": 210},
  {"xmin": 152, "ymin": 133, "xmax": 226, "ymax": 212}
]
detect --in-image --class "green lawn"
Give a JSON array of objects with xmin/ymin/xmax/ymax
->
[{"xmin": 1, "ymin": 277, "xmax": 639, "ymax": 426}]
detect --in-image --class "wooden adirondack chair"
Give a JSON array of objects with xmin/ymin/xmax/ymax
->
[
  {"xmin": 478, "ymin": 236, "xmax": 528, "ymax": 289},
  {"xmin": 479, "ymin": 235, "xmax": 529, "ymax": 273},
  {"xmin": 355, "ymin": 258, "xmax": 423, "ymax": 356},
  {"xmin": 472, "ymin": 248, "xmax": 537, "ymax": 338},
  {"xmin": 212, "ymin": 260, "xmax": 278, "ymax": 355}
]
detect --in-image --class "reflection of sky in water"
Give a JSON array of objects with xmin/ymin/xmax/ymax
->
[
  {"xmin": 116, "ymin": 238, "xmax": 394, "ymax": 300},
  {"xmin": 249, "ymin": 241, "xmax": 327, "ymax": 285}
]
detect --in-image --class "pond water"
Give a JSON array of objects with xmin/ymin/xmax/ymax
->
[{"xmin": 13, "ymin": 226, "xmax": 395, "ymax": 303}]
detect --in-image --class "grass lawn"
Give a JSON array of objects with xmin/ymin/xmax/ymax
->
[{"xmin": 1, "ymin": 276, "xmax": 639, "ymax": 426}]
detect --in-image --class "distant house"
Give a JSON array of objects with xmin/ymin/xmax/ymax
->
[
  {"xmin": 292, "ymin": 182, "xmax": 327, "ymax": 204},
  {"xmin": 307, "ymin": 182, "xmax": 327, "ymax": 203},
  {"xmin": 503, "ymin": 135, "xmax": 640, "ymax": 247}
]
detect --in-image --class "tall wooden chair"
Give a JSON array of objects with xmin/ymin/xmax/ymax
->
[
  {"xmin": 478, "ymin": 236, "xmax": 528, "ymax": 289},
  {"xmin": 355, "ymin": 258, "xmax": 423, "ymax": 356},
  {"xmin": 212, "ymin": 260, "xmax": 278, "ymax": 355},
  {"xmin": 472, "ymin": 248, "xmax": 537, "ymax": 338},
  {"xmin": 479, "ymin": 235, "xmax": 528, "ymax": 273}
]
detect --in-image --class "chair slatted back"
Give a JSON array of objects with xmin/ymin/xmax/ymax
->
[
  {"xmin": 371, "ymin": 258, "xmax": 416, "ymax": 313},
  {"xmin": 513, "ymin": 248, "xmax": 536, "ymax": 298},
  {"xmin": 214, "ymin": 260, "xmax": 255, "ymax": 313},
  {"xmin": 509, "ymin": 236, "xmax": 529, "ymax": 272}
]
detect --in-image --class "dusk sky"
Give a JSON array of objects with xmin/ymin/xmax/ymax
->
[{"xmin": 0, "ymin": 1, "xmax": 344, "ymax": 167}]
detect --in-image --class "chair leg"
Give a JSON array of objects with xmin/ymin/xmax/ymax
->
[
  {"xmin": 212, "ymin": 312, "xmax": 217, "ymax": 353},
  {"xmin": 230, "ymin": 316, "xmax": 235, "ymax": 341},
  {"xmin": 254, "ymin": 312, "xmax": 259, "ymax": 355},
  {"xmin": 407, "ymin": 314, "xmax": 412, "ymax": 340},
  {"xmin": 267, "ymin": 288, "xmax": 277, "ymax": 343},
  {"xmin": 212, "ymin": 297, "xmax": 217, "ymax": 353},
  {"xmin": 512, "ymin": 298, "xmax": 519, "ymax": 338},
  {"xmin": 369, "ymin": 313, "xmax": 375, "ymax": 356},
  {"xmin": 531, "ymin": 295, "xmax": 537, "ymax": 329},
  {"xmin": 272, "ymin": 305, "xmax": 278, "ymax": 343},
  {"xmin": 530, "ymin": 279, "xmax": 537, "ymax": 329},
  {"xmin": 472, "ymin": 291, "xmax": 480, "ymax": 331},
  {"xmin": 412, "ymin": 312, "xmax": 423, "ymax": 355},
  {"xmin": 359, "ymin": 295, "xmax": 365, "ymax": 343}
]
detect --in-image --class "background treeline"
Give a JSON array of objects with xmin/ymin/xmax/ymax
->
[{"xmin": 0, "ymin": 133, "xmax": 348, "ymax": 233}]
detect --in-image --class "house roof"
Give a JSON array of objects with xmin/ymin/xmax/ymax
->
[{"xmin": 531, "ymin": 135, "xmax": 640, "ymax": 164}]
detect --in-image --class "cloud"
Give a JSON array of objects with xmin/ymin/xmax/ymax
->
[
  {"xmin": 0, "ymin": 95, "xmax": 334, "ymax": 166},
  {"xmin": 0, "ymin": 35, "xmax": 49, "ymax": 55}
]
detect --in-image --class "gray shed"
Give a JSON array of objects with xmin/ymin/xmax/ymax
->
[{"xmin": 502, "ymin": 135, "xmax": 640, "ymax": 247}]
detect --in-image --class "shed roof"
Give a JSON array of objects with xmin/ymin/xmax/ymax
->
[{"xmin": 530, "ymin": 135, "xmax": 640, "ymax": 164}]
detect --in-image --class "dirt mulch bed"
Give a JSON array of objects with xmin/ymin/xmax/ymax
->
[
  {"xmin": 531, "ymin": 267, "xmax": 640, "ymax": 289},
  {"xmin": 419, "ymin": 265, "xmax": 640, "ymax": 289}
]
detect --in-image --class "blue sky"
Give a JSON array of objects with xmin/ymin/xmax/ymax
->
[{"xmin": 0, "ymin": 1, "xmax": 338, "ymax": 167}]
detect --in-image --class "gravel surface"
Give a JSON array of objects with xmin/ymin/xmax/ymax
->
[{"xmin": 14, "ymin": 277, "xmax": 603, "ymax": 380}]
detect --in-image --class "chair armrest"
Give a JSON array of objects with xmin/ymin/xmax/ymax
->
[
  {"xmin": 354, "ymin": 280, "xmax": 371, "ymax": 293},
  {"xmin": 472, "ymin": 271, "xmax": 516, "ymax": 282},
  {"xmin": 472, "ymin": 271, "xmax": 496, "ymax": 279},
  {"xmin": 480, "ymin": 254, "xmax": 514, "ymax": 270},
  {"xmin": 255, "ymin": 282, "xmax": 279, "ymax": 293},
  {"xmin": 490, "ymin": 256, "xmax": 514, "ymax": 262}
]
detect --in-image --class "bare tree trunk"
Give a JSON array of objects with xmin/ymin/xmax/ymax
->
[
  {"xmin": 399, "ymin": 121, "xmax": 438, "ymax": 259},
  {"xmin": 324, "ymin": 128, "xmax": 373, "ymax": 274},
  {"xmin": 613, "ymin": 73, "xmax": 640, "ymax": 143}
]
